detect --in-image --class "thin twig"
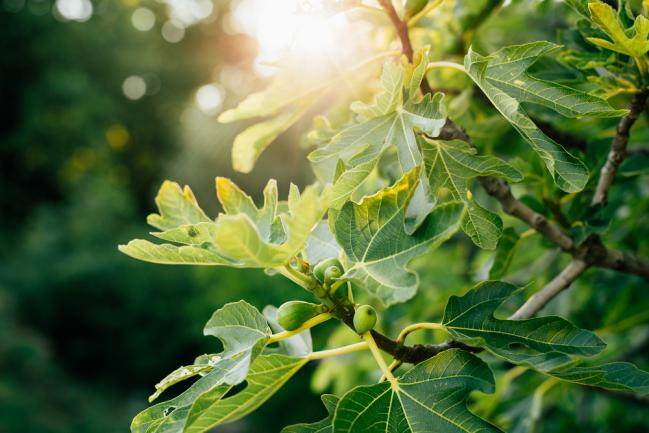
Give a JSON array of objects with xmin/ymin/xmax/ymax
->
[
  {"xmin": 377, "ymin": 0, "xmax": 413, "ymax": 61},
  {"xmin": 510, "ymin": 260, "xmax": 588, "ymax": 320},
  {"xmin": 592, "ymin": 91, "xmax": 648, "ymax": 206}
]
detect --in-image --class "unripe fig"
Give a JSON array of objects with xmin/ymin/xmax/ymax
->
[
  {"xmin": 353, "ymin": 305, "xmax": 377, "ymax": 334},
  {"xmin": 323, "ymin": 266, "xmax": 342, "ymax": 284},
  {"xmin": 313, "ymin": 257, "xmax": 343, "ymax": 283},
  {"xmin": 405, "ymin": 0, "xmax": 428, "ymax": 18},
  {"xmin": 277, "ymin": 301, "xmax": 323, "ymax": 331}
]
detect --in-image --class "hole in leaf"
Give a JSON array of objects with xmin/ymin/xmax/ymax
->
[{"xmin": 163, "ymin": 406, "xmax": 176, "ymax": 417}]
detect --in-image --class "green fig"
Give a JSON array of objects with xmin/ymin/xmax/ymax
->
[
  {"xmin": 277, "ymin": 301, "xmax": 324, "ymax": 331},
  {"xmin": 353, "ymin": 305, "xmax": 377, "ymax": 334},
  {"xmin": 313, "ymin": 257, "xmax": 343, "ymax": 283}
]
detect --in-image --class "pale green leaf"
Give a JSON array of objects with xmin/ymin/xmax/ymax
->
[
  {"xmin": 231, "ymin": 106, "xmax": 306, "ymax": 173},
  {"xmin": 442, "ymin": 281, "xmax": 606, "ymax": 362},
  {"xmin": 213, "ymin": 181, "xmax": 329, "ymax": 267},
  {"xmin": 309, "ymin": 60, "xmax": 447, "ymax": 209},
  {"xmin": 332, "ymin": 349, "xmax": 501, "ymax": 433},
  {"xmin": 587, "ymin": 2, "xmax": 649, "ymax": 57},
  {"xmin": 131, "ymin": 356, "xmax": 252, "ymax": 433},
  {"xmin": 146, "ymin": 181, "xmax": 211, "ymax": 231},
  {"xmin": 464, "ymin": 48, "xmax": 589, "ymax": 192},
  {"xmin": 202, "ymin": 301, "xmax": 270, "ymax": 385},
  {"xmin": 330, "ymin": 167, "xmax": 463, "ymax": 306},
  {"xmin": 118, "ymin": 239, "xmax": 232, "ymax": 266},
  {"xmin": 183, "ymin": 354, "xmax": 308, "ymax": 433},
  {"xmin": 149, "ymin": 364, "xmax": 214, "ymax": 403},
  {"xmin": 281, "ymin": 395, "xmax": 338, "ymax": 433},
  {"xmin": 304, "ymin": 222, "xmax": 342, "ymax": 265},
  {"xmin": 351, "ymin": 62, "xmax": 404, "ymax": 120},
  {"xmin": 422, "ymin": 138, "xmax": 522, "ymax": 250}
]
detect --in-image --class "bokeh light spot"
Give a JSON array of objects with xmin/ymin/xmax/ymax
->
[
  {"xmin": 131, "ymin": 7, "xmax": 155, "ymax": 32},
  {"xmin": 122, "ymin": 76, "xmax": 147, "ymax": 100},
  {"xmin": 55, "ymin": 0, "xmax": 92, "ymax": 22},
  {"xmin": 161, "ymin": 20, "xmax": 185, "ymax": 43},
  {"xmin": 195, "ymin": 84, "xmax": 224, "ymax": 115}
]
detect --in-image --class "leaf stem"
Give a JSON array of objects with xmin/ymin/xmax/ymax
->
[
  {"xmin": 277, "ymin": 264, "xmax": 314, "ymax": 289},
  {"xmin": 363, "ymin": 332, "xmax": 400, "ymax": 388},
  {"xmin": 267, "ymin": 313, "xmax": 333, "ymax": 344},
  {"xmin": 308, "ymin": 342, "xmax": 369, "ymax": 360},
  {"xmin": 426, "ymin": 61, "xmax": 466, "ymax": 73},
  {"xmin": 396, "ymin": 322, "xmax": 447, "ymax": 344},
  {"xmin": 407, "ymin": 0, "xmax": 444, "ymax": 27}
]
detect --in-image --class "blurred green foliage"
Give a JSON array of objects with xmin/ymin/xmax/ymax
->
[{"xmin": 1, "ymin": 0, "xmax": 649, "ymax": 432}]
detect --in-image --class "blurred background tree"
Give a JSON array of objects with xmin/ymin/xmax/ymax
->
[{"xmin": 1, "ymin": 1, "xmax": 648, "ymax": 432}]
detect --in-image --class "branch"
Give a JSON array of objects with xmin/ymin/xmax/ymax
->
[
  {"xmin": 377, "ymin": 0, "xmax": 413, "ymax": 61},
  {"xmin": 592, "ymin": 91, "xmax": 648, "ymax": 206},
  {"xmin": 477, "ymin": 176, "xmax": 575, "ymax": 251},
  {"xmin": 510, "ymin": 259, "xmax": 588, "ymax": 320},
  {"xmin": 595, "ymin": 246, "xmax": 649, "ymax": 280}
]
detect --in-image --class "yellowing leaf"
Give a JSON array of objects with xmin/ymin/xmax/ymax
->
[{"xmin": 587, "ymin": 2, "xmax": 649, "ymax": 57}]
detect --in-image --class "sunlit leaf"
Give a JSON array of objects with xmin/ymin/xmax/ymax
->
[
  {"xmin": 587, "ymin": 2, "xmax": 649, "ymax": 57},
  {"xmin": 332, "ymin": 349, "xmax": 502, "ymax": 433},
  {"xmin": 120, "ymin": 178, "xmax": 328, "ymax": 268},
  {"xmin": 231, "ymin": 105, "xmax": 307, "ymax": 173},
  {"xmin": 309, "ymin": 57, "xmax": 446, "ymax": 210},
  {"xmin": 330, "ymin": 167, "xmax": 463, "ymax": 305}
]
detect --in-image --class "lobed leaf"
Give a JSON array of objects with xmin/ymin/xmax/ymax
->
[
  {"xmin": 120, "ymin": 178, "xmax": 328, "ymax": 268},
  {"xmin": 330, "ymin": 167, "xmax": 463, "ymax": 306},
  {"xmin": 332, "ymin": 349, "xmax": 502, "ymax": 433},
  {"xmin": 442, "ymin": 281, "xmax": 606, "ymax": 363},
  {"xmin": 422, "ymin": 138, "xmax": 522, "ymax": 250},
  {"xmin": 464, "ymin": 46, "xmax": 590, "ymax": 192},
  {"xmin": 484, "ymin": 41, "xmax": 628, "ymax": 118},
  {"xmin": 587, "ymin": 2, "xmax": 649, "ymax": 57}
]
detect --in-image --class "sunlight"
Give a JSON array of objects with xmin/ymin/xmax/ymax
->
[{"xmin": 230, "ymin": 0, "xmax": 352, "ymax": 75}]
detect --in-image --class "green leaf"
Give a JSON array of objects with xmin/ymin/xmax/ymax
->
[
  {"xmin": 484, "ymin": 42, "xmax": 628, "ymax": 118},
  {"xmin": 330, "ymin": 167, "xmax": 463, "ymax": 306},
  {"xmin": 131, "ymin": 356, "xmax": 254, "ymax": 433},
  {"xmin": 564, "ymin": 0, "xmax": 591, "ymax": 19},
  {"xmin": 118, "ymin": 239, "xmax": 233, "ymax": 266},
  {"xmin": 550, "ymin": 361, "xmax": 649, "ymax": 394},
  {"xmin": 309, "ymin": 60, "xmax": 447, "ymax": 208},
  {"xmin": 231, "ymin": 105, "xmax": 307, "ymax": 173},
  {"xmin": 304, "ymin": 221, "xmax": 342, "ymax": 265},
  {"xmin": 183, "ymin": 354, "xmax": 308, "ymax": 433},
  {"xmin": 464, "ymin": 47, "xmax": 589, "ymax": 192},
  {"xmin": 146, "ymin": 181, "xmax": 211, "ymax": 231},
  {"xmin": 213, "ymin": 181, "xmax": 329, "ymax": 267},
  {"xmin": 149, "ymin": 364, "xmax": 215, "ymax": 403},
  {"xmin": 281, "ymin": 394, "xmax": 338, "ymax": 433},
  {"xmin": 442, "ymin": 281, "xmax": 606, "ymax": 362},
  {"xmin": 120, "ymin": 178, "xmax": 328, "ymax": 268},
  {"xmin": 422, "ymin": 138, "xmax": 523, "ymax": 250},
  {"xmin": 332, "ymin": 349, "xmax": 502, "ymax": 433},
  {"xmin": 587, "ymin": 2, "xmax": 649, "ymax": 57},
  {"xmin": 202, "ymin": 301, "xmax": 271, "ymax": 385},
  {"xmin": 132, "ymin": 354, "xmax": 306, "ymax": 433},
  {"xmin": 488, "ymin": 227, "xmax": 521, "ymax": 279}
]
